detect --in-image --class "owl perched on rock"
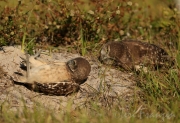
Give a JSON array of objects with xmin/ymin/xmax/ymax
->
[
  {"xmin": 13, "ymin": 56, "xmax": 91, "ymax": 96},
  {"xmin": 99, "ymin": 40, "xmax": 173, "ymax": 71}
]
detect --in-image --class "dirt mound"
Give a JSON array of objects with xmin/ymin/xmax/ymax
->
[{"xmin": 0, "ymin": 46, "xmax": 135, "ymax": 111}]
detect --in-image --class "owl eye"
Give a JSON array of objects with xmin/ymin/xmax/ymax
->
[
  {"xmin": 67, "ymin": 60, "xmax": 77, "ymax": 72},
  {"xmin": 106, "ymin": 45, "xmax": 110, "ymax": 53}
]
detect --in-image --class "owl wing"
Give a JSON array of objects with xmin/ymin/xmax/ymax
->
[
  {"xmin": 33, "ymin": 82, "xmax": 80, "ymax": 96},
  {"xmin": 12, "ymin": 79, "xmax": 79, "ymax": 96},
  {"xmin": 121, "ymin": 40, "xmax": 172, "ymax": 70},
  {"xmin": 114, "ymin": 43, "xmax": 133, "ymax": 70}
]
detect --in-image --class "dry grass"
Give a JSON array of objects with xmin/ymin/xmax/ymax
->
[{"xmin": 0, "ymin": 0, "xmax": 180, "ymax": 122}]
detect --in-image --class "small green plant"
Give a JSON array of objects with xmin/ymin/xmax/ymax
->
[
  {"xmin": 80, "ymin": 22, "xmax": 87, "ymax": 56},
  {"xmin": 0, "ymin": 0, "xmax": 180, "ymax": 122}
]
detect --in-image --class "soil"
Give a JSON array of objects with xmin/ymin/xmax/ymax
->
[{"xmin": 0, "ymin": 46, "xmax": 136, "ymax": 112}]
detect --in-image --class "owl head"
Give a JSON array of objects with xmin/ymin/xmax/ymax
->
[
  {"xmin": 67, "ymin": 57, "xmax": 91, "ymax": 84},
  {"xmin": 99, "ymin": 41, "xmax": 126, "ymax": 66}
]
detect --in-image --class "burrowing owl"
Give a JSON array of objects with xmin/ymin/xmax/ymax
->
[
  {"xmin": 99, "ymin": 40, "xmax": 172, "ymax": 71},
  {"xmin": 13, "ymin": 57, "xmax": 91, "ymax": 96}
]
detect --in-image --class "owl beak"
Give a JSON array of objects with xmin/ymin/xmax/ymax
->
[{"xmin": 98, "ymin": 54, "xmax": 104, "ymax": 63}]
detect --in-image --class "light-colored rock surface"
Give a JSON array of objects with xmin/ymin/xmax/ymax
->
[{"xmin": 0, "ymin": 46, "xmax": 135, "ymax": 111}]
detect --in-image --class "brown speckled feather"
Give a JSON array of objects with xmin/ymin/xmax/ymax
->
[
  {"xmin": 13, "ymin": 80, "xmax": 80, "ymax": 96},
  {"xmin": 13, "ymin": 57, "xmax": 91, "ymax": 96},
  {"xmin": 99, "ymin": 40, "xmax": 172, "ymax": 71},
  {"xmin": 33, "ymin": 82, "xmax": 80, "ymax": 96}
]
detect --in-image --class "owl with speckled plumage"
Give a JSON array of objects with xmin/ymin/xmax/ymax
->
[
  {"xmin": 12, "ymin": 56, "xmax": 91, "ymax": 96},
  {"xmin": 99, "ymin": 40, "xmax": 173, "ymax": 71}
]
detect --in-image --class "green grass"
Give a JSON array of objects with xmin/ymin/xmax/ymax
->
[{"xmin": 0, "ymin": 0, "xmax": 180, "ymax": 122}]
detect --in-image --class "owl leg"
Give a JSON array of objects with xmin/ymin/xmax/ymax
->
[
  {"xmin": 12, "ymin": 53, "xmax": 29, "ymax": 83},
  {"xmin": 20, "ymin": 50, "xmax": 41, "ymax": 64},
  {"xmin": 34, "ymin": 49, "xmax": 42, "ymax": 58},
  {"xmin": 25, "ymin": 53, "xmax": 30, "ymax": 81},
  {"xmin": 20, "ymin": 50, "xmax": 46, "ymax": 69},
  {"xmin": 20, "ymin": 50, "xmax": 41, "ymax": 61}
]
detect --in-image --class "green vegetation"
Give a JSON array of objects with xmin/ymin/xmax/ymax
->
[{"xmin": 0, "ymin": 0, "xmax": 180, "ymax": 122}]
